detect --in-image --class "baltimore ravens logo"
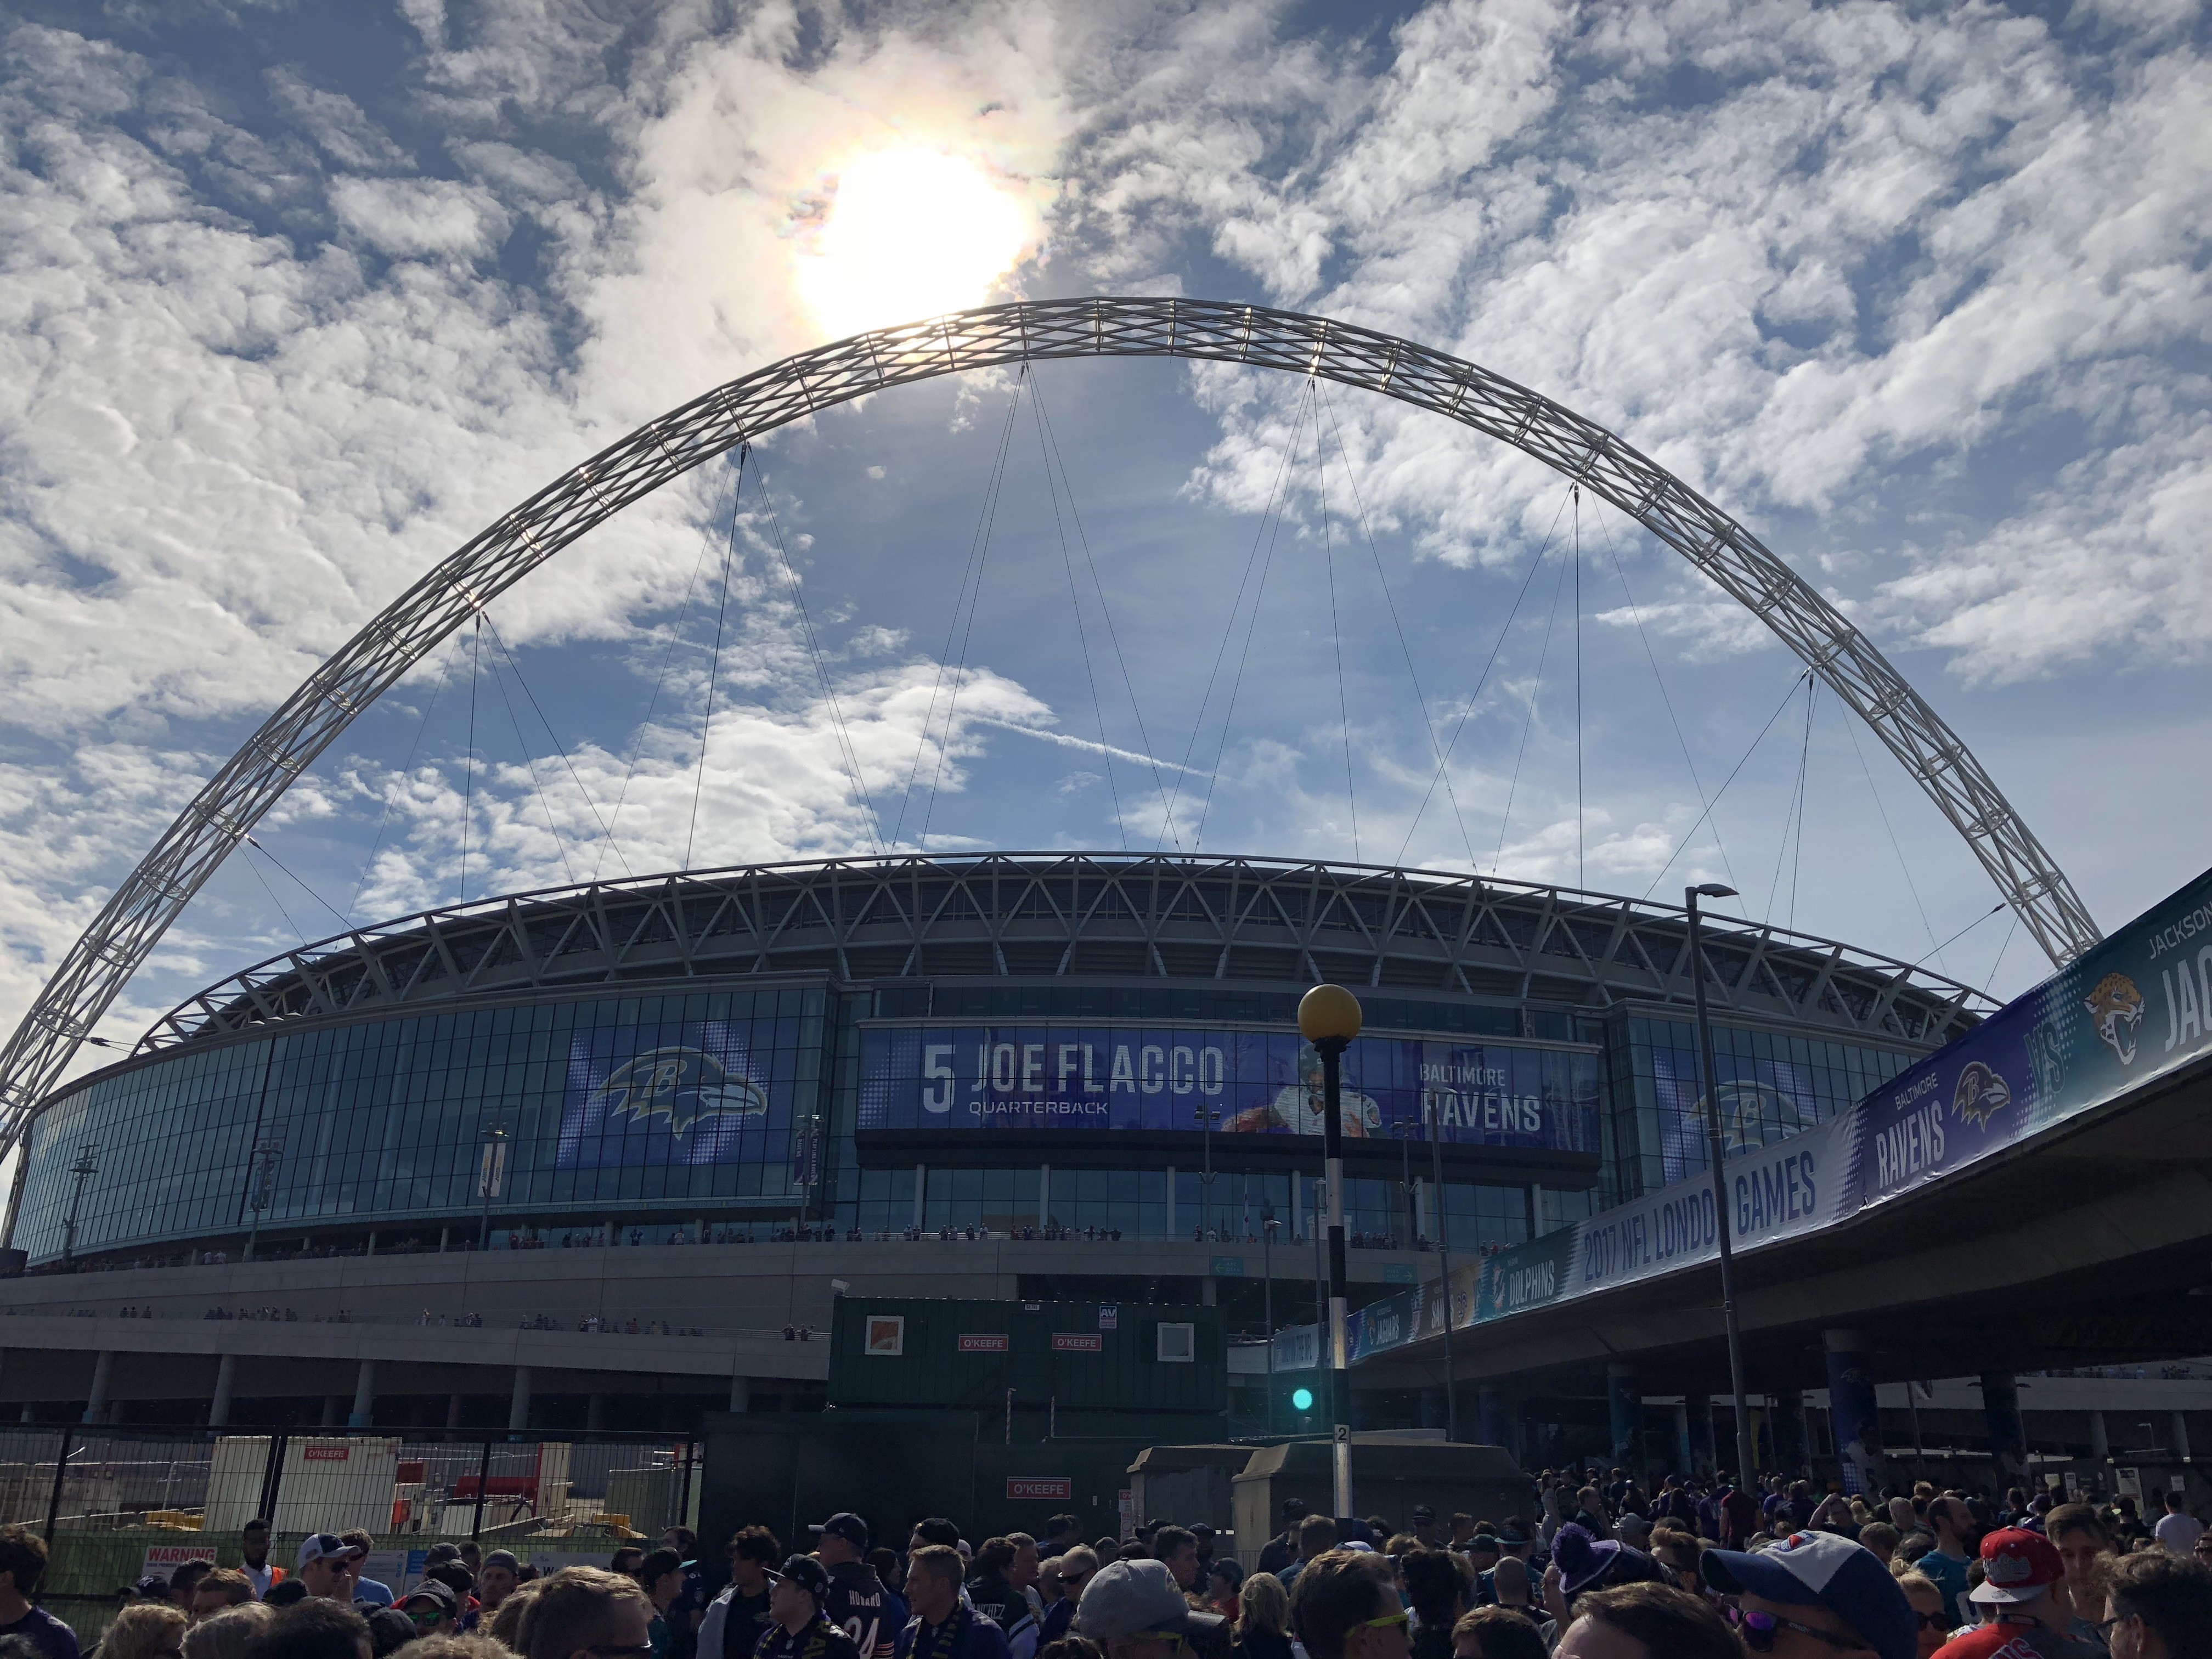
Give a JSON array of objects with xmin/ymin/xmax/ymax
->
[
  {"xmin": 588, "ymin": 1047, "xmax": 768, "ymax": 1137},
  {"xmin": 2083, "ymin": 973, "xmax": 2146, "ymax": 1066},
  {"xmin": 1951, "ymin": 1060, "xmax": 2011, "ymax": 1127}
]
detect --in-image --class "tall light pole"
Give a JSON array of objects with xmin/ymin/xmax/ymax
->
[
  {"xmin": 1426, "ymin": 1091, "xmax": 1459, "ymax": 1442},
  {"xmin": 61, "ymin": 1143, "xmax": 98, "ymax": 1265},
  {"xmin": 1299, "ymin": 983, "xmax": 1363, "ymax": 1520},
  {"xmin": 244, "ymin": 1135, "xmax": 284, "ymax": 1262},
  {"xmin": 1687, "ymin": 883, "xmax": 1757, "ymax": 1487},
  {"xmin": 1194, "ymin": 1104, "xmax": 1221, "ymax": 1239},
  {"xmin": 477, "ymin": 1122, "xmax": 510, "ymax": 1249},
  {"xmin": 1262, "ymin": 1207, "xmax": 1279, "ymax": 1434}
]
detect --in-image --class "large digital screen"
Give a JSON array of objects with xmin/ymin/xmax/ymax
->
[
  {"xmin": 556, "ymin": 1018, "xmax": 805, "ymax": 1172},
  {"xmin": 858, "ymin": 1025, "xmax": 1600, "ymax": 1152}
]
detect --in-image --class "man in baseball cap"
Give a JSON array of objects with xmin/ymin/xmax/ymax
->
[
  {"xmin": 398, "ymin": 1578, "xmax": 458, "ymax": 1637},
  {"xmin": 1928, "ymin": 1528, "xmax": 2094, "ymax": 1657},
  {"xmin": 763, "ymin": 1557, "xmax": 861, "ymax": 1659},
  {"xmin": 1700, "ymin": 1529, "xmax": 1915, "ymax": 1659},
  {"xmin": 1075, "ymin": 1556, "xmax": 1228, "ymax": 1659},
  {"xmin": 293, "ymin": 1534, "xmax": 365, "ymax": 1602}
]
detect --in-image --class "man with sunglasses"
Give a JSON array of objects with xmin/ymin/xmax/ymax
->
[
  {"xmin": 1039, "ymin": 1549, "xmax": 1097, "ymax": 1647},
  {"xmin": 1699, "ymin": 1529, "xmax": 1917, "ymax": 1659},
  {"xmin": 1279, "ymin": 1551, "xmax": 1408, "ymax": 1659},
  {"xmin": 1076, "ymin": 1556, "xmax": 1235, "ymax": 1659},
  {"xmin": 397, "ymin": 1579, "xmax": 458, "ymax": 1639}
]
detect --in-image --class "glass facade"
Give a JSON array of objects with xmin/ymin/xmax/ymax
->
[
  {"xmin": 10, "ymin": 977, "xmax": 1927, "ymax": 1265},
  {"xmin": 1601, "ymin": 1015, "xmax": 1916, "ymax": 1205},
  {"xmin": 15, "ymin": 989, "xmax": 828, "ymax": 1264}
]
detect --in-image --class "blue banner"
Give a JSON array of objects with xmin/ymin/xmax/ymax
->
[
  {"xmin": 556, "ymin": 1019, "xmax": 792, "ymax": 1169},
  {"xmin": 1348, "ymin": 863, "xmax": 2212, "ymax": 1363},
  {"xmin": 857, "ymin": 1024, "xmax": 1600, "ymax": 1152}
]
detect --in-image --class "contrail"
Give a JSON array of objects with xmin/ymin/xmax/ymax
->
[{"xmin": 969, "ymin": 717, "xmax": 1211, "ymax": 778}]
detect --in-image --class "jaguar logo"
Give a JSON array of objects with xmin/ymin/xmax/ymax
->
[
  {"xmin": 588, "ymin": 1047, "xmax": 768, "ymax": 1137},
  {"xmin": 2084, "ymin": 973, "xmax": 2147, "ymax": 1065},
  {"xmin": 1951, "ymin": 1061, "xmax": 2011, "ymax": 1127}
]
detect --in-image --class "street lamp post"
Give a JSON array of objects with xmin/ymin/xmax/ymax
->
[
  {"xmin": 1686, "ymin": 882, "xmax": 1757, "ymax": 1487},
  {"xmin": 1194, "ymin": 1104, "xmax": 1222, "ymax": 1239},
  {"xmin": 1299, "ymin": 983, "xmax": 1363, "ymax": 1520},
  {"xmin": 1426, "ymin": 1092, "xmax": 1459, "ymax": 1442}
]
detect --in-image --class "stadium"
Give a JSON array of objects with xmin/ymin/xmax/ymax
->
[{"xmin": 0, "ymin": 849, "xmax": 1990, "ymax": 1435}]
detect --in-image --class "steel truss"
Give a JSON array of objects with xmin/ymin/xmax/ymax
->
[
  {"xmin": 0, "ymin": 297, "xmax": 2096, "ymax": 1156},
  {"xmin": 139, "ymin": 852, "xmax": 1994, "ymax": 1054}
]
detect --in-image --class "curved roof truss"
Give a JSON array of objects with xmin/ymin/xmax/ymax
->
[{"xmin": 0, "ymin": 297, "xmax": 2096, "ymax": 1155}]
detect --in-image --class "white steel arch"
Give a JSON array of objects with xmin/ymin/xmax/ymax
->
[{"xmin": 0, "ymin": 296, "xmax": 2098, "ymax": 1154}]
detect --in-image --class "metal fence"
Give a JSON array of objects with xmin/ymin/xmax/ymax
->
[{"xmin": 4, "ymin": 1426, "xmax": 703, "ymax": 1646}]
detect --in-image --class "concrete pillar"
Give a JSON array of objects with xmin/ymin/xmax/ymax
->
[
  {"xmin": 1673, "ymin": 1400, "xmax": 1692, "ymax": 1474},
  {"xmin": 1413, "ymin": 1179, "xmax": 1429, "ymax": 1244},
  {"xmin": 1166, "ymin": 1168, "xmax": 1177, "ymax": 1239},
  {"xmin": 1685, "ymin": 1392, "xmax": 1714, "ymax": 1475},
  {"xmin": 209, "ymin": 1355, "xmax": 237, "ymax": 1429},
  {"xmin": 82, "ymin": 1351, "xmax": 114, "ymax": 1424},
  {"xmin": 1607, "ymin": 1363, "xmax": 1643, "ymax": 1481},
  {"xmin": 320, "ymin": 1395, "xmax": 341, "ymax": 1427},
  {"xmin": 2090, "ymin": 1410, "xmax": 2110, "ymax": 1460},
  {"xmin": 1981, "ymin": 1371, "xmax": 2029, "ymax": 1492},
  {"xmin": 349, "ymin": 1358, "xmax": 375, "ymax": 1428},
  {"xmin": 1529, "ymin": 1184, "xmax": 1546, "ymax": 1235},
  {"xmin": 508, "ymin": 1365, "xmax": 532, "ymax": 1432},
  {"xmin": 1825, "ymin": 1330, "xmax": 1881, "ymax": 1495},
  {"xmin": 726, "ymin": 1378, "xmax": 747, "ymax": 1415},
  {"xmin": 16, "ymin": 1405, "xmax": 29, "ymax": 1424},
  {"xmin": 1773, "ymin": 1391, "xmax": 1808, "ymax": 1477},
  {"xmin": 2171, "ymin": 1411, "xmax": 2192, "ymax": 1464},
  {"xmin": 438, "ymin": 1228, "xmax": 448, "ymax": 1253},
  {"xmin": 446, "ymin": 1393, "xmax": 463, "ymax": 1429},
  {"xmin": 1039, "ymin": 1165, "xmax": 1050, "ymax": 1229},
  {"xmin": 1418, "ymin": 1389, "xmax": 1443, "ymax": 1431},
  {"xmin": 914, "ymin": 1165, "xmax": 927, "ymax": 1229},
  {"xmin": 1201, "ymin": 1277, "xmax": 1216, "ymax": 1307},
  {"xmin": 365, "ymin": 1231, "xmax": 377, "ymax": 1257}
]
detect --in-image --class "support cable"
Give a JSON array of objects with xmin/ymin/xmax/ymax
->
[
  {"xmin": 1312, "ymin": 385, "xmax": 1359, "ymax": 863},
  {"xmin": 1640, "ymin": 670, "xmax": 1813, "ymax": 901},
  {"xmin": 243, "ymin": 835, "xmax": 352, "ymax": 935},
  {"xmin": 892, "ymin": 374, "xmax": 1024, "ymax": 850},
  {"xmin": 478, "ymin": 613, "xmax": 626, "ymax": 879},
  {"xmin": 1839, "ymin": 706, "xmax": 1944, "ymax": 971},
  {"xmin": 1317, "ymin": 387, "xmax": 1477, "ymax": 873},
  {"xmin": 1787, "ymin": 678, "xmax": 1816, "ymax": 932},
  {"xmin": 749, "ymin": 453, "xmax": 885, "ymax": 856},
  {"xmin": 1393, "ymin": 487, "xmax": 1576, "ymax": 869},
  {"xmin": 483, "ymin": 631, "xmax": 579, "ymax": 887},
  {"xmin": 918, "ymin": 368, "xmax": 1025, "ymax": 852},
  {"xmin": 346, "ymin": 639, "xmax": 456, "ymax": 921},
  {"xmin": 1985, "ymin": 906, "xmax": 2022, "ymax": 991},
  {"xmin": 239, "ymin": 842, "xmax": 306, "ymax": 945},
  {"xmin": 685, "ymin": 460, "xmax": 742, "ymax": 871},
  {"xmin": 1194, "ymin": 381, "xmax": 1316, "ymax": 850},
  {"xmin": 1573, "ymin": 486, "xmax": 1584, "ymax": 890},
  {"xmin": 1170, "ymin": 380, "xmax": 1307, "ymax": 848},
  {"xmin": 460, "ymin": 616, "xmax": 481, "ymax": 905},
  {"xmin": 596, "ymin": 459, "xmax": 733, "ymax": 881},
  {"xmin": 1765, "ymin": 675, "xmax": 1816, "ymax": 926},
  {"xmin": 1491, "ymin": 539, "xmax": 1573, "ymax": 876},
  {"xmin": 1030, "ymin": 373, "xmax": 1181, "ymax": 851},
  {"xmin": 1589, "ymin": 508, "xmax": 1737, "ymax": 890},
  {"xmin": 1026, "ymin": 383, "xmax": 1126, "ymax": 849}
]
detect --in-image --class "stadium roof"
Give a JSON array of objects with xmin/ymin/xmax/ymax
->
[{"xmin": 132, "ymin": 854, "xmax": 1996, "ymax": 1057}]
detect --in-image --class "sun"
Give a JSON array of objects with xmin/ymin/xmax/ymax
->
[{"xmin": 794, "ymin": 147, "xmax": 1041, "ymax": 341}]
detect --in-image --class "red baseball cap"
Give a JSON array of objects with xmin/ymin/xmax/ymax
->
[{"xmin": 1970, "ymin": 1528, "xmax": 2063, "ymax": 1604}]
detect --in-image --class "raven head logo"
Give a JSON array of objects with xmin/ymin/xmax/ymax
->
[
  {"xmin": 589, "ymin": 1047, "xmax": 768, "ymax": 1137},
  {"xmin": 1951, "ymin": 1060, "xmax": 2011, "ymax": 1127}
]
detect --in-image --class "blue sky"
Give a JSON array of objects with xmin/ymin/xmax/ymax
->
[{"xmin": 2, "ymin": 0, "xmax": 2208, "ymax": 1070}]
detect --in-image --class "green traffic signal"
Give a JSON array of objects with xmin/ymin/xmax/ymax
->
[{"xmin": 1291, "ymin": 1386, "xmax": 1315, "ymax": 1411}]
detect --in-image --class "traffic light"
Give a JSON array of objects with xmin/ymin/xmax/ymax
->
[{"xmin": 1290, "ymin": 1386, "xmax": 1314, "ymax": 1412}]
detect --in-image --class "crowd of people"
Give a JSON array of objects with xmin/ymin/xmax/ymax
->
[{"xmin": 0, "ymin": 1465, "xmax": 2204, "ymax": 1659}]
